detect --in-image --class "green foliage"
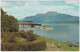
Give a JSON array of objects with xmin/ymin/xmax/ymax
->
[
  {"xmin": 1, "ymin": 30, "xmax": 37, "ymax": 43},
  {"xmin": 18, "ymin": 30, "xmax": 37, "ymax": 41},
  {"xmin": 26, "ymin": 30, "xmax": 36, "ymax": 41},
  {"xmin": 1, "ymin": 9, "xmax": 46, "ymax": 51},
  {"xmin": 15, "ymin": 37, "xmax": 26, "ymax": 43},
  {"xmin": 1, "ymin": 9, "xmax": 18, "ymax": 32},
  {"xmin": 18, "ymin": 30, "xmax": 27, "ymax": 38},
  {"xmin": 1, "ymin": 37, "xmax": 46, "ymax": 51},
  {"xmin": 8, "ymin": 35, "xmax": 15, "ymax": 43},
  {"xmin": 1, "ymin": 32, "xmax": 17, "ymax": 43}
]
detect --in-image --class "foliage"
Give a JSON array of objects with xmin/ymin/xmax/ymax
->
[
  {"xmin": 1, "ymin": 9, "xmax": 18, "ymax": 32},
  {"xmin": 1, "ymin": 37, "xmax": 46, "ymax": 51},
  {"xmin": 1, "ymin": 32, "xmax": 17, "ymax": 43},
  {"xmin": 18, "ymin": 30, "xmax": 27, "ymax": 38},
  {"xmin": 1, "ymin": 9, "xmax": 46, "ymax": 51},
  {"xmin": 1, "ymin": 30, "xmax": 46, "ymax": 51},
  {"xmin": 1, "ymin": 30, "xmax": 37, "ymax": 43},
  {"xmin": 17, "ymin": 30, "xmax": 36, "ymax": 41},
  {"xmin": 15, "ymin": 37, "xmax": 26, "ymax": 43},
  {"xmin": 26, "ymin": 30, "xmax": 36, "ymax": 41}
]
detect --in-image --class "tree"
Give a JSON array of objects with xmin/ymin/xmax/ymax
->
[{"xmin": 1, "ymin": 9, "xmax": 18, "ymax": 32}]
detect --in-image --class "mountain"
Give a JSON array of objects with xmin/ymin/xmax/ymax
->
[{"xmin": 19, "ymin": 11, "xmax": 79, "ymax": 23}]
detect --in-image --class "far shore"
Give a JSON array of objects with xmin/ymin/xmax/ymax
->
[{"xmin": 18, "ymin": 22, "xmax": 53, "ymax": 30}]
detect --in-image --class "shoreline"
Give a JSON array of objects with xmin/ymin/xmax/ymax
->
[
  {"xmin": 18, "ymin": 22, "xmax": 53, "ymax": 28},
  {"xmin": 19, "ymin": 27, "xmax": 78, "ymax": 44},
  {"xmin": 38, "ymin": 36, "xmax": 79, "ymax": 51},
  {"xmin": 38, "ymin": 36, "xmax": 79, "ymax": 45}
]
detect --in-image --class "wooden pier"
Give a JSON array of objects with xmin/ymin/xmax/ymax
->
[{"xmin": 18, "ymin": 22, "xmax": 41, "ymax": 27}]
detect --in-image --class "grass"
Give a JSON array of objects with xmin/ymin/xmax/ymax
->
[
  {"xmin": 38, "ymin": 36, "xmax": 59, "ymax": 46},
  {"xmin": 60, "ymin": 43, "xmax": 79, "ymax": 51},
  {"xmin": 38, "ymin": 36, "xmax": 79, "ymax": 51}
]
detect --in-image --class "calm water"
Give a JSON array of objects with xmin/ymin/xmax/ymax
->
[{"xmin": 19, "ymin": 23, "xmax": 79, "ymax": 43}]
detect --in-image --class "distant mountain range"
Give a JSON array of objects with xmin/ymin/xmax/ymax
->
[{"xmin": 19, "ymin": 11, "xmax": 79, "ymax": 23}]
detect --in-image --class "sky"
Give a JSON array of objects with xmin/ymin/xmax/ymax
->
[{"xmin": 1, "ymin": 1, "xmax": 79, "ymax": 20}]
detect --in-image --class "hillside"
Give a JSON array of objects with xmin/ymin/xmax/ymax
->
[{"xmin": 19, "ymin": 11, "xmax": 79, "ymax": 23}]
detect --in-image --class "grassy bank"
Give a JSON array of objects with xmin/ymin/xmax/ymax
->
[
  {"xmin": 2, "ymin": 37, "xmax": 46, "ymax": 51},
  {"xmin": 1, "ymin": 30, "xmax": 46, "ymax": 51},
  {"xmin": 38, "ymin": 36, "xmax": 79, "ymax": 51},
  {"xmin": 60, "ymin": 42, "xmax": 79, "ymax": 51}
]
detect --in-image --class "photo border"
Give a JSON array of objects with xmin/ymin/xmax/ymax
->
[{"xmin": 0, "ymin": 0, "xmax": 79, "ymax": 52}]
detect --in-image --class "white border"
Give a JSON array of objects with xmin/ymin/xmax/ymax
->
[
  {"xmin": 79, "ymin": 0, "xmax": 80, "ymax": 52},
  {"xmin": 0, "ymin": 0, "xmax": 1, "ymax": 51},
  {"xmin": 0, "ymin": 0, "xmax": 80, "ymax": 52},
  {"xmin": 1, "ymin": 0, "xmax": 79, "ymax": 1}
]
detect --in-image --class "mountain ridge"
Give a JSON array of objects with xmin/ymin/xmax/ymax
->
[{"xmin": 19, "ymin": 11, "xmax": 79, "ymax": 23}]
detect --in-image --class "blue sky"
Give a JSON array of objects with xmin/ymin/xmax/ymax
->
[{"xmin": 1, "ymin": 1, "xmax": 79, "ymax": 20}]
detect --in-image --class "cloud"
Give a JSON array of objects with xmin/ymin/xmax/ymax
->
[
  {"xmin": 25, "ymin": 1, "xmax": 39, "ymax": 6},
  {"xmin": 1, "ymin": 1, "xmax": 79, "ymax": 20},
  {"xmin": 1, "ymin": 2, "xmax": 14, "ymax": 7},
  {"xmin": 65, "ymin": 1, "xmax": 79, "ymax": 6}
]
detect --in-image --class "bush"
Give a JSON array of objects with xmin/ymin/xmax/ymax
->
[
  {"xmin": 26, "ymin": 30, "xmax": 36, "ymax": 41},
  {"xmin": 1, "ymin": 38, "xmax": 46, "ymax": 51},
  {"xmin": 18, "ymin": 30, "xmax": 27, "ymax": 38},
  {"xmin": 18, "ymin": 30, "xmax": 37, "ymax": 41},
  {"xmin": 1, "ymin": 32, "xmax": 17, "ymax": 43},
  {"xmin": 15, "ymin": 37, "xmax": 26, "ymax": 43},
  {"xmin": 1, "ymin": 30, "xmax": 46, "ymax": 51}
]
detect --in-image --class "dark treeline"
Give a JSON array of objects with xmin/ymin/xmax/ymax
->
[{"xmin": 1, "ymin": 9, "xmax": 18, "ymax": 32}]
